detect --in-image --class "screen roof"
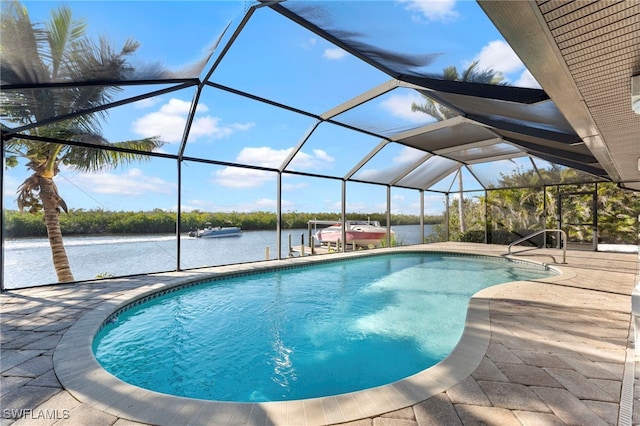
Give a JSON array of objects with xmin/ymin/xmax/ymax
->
[{"xmin": 1, "ymin": 0, "xmax": 614, "ymax": 196}]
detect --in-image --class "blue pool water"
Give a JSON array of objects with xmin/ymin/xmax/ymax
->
[{"xmin": 93, "ymin": 253, "xmax": 554, "ymax": 402}]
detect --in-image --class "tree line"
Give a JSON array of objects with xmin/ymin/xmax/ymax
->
[
  {"xmin": 3, "ymin": 209, "xmax": 442, "ymax": 238},
  {"xmin": 430, "ymin": 171, "xmax": 639, "ymax": 246}
]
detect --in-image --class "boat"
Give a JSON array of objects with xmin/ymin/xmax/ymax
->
[
  {"xmin": 314, "ymin": 220, "xmax": 393, "ymax": 247},
  {"xmin": 188, "ymin": 225, "xmax": 242, "ymax": 238}
]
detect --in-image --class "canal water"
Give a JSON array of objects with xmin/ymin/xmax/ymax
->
[{"xmin": 3, "ymin": 225, "xmax": 433, "ymax": 289}]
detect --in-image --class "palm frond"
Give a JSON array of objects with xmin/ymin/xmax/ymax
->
[
  {"xmin": 460, "ymin": 61, "xmax": 478, "ymax": 81},
  {"xmin": 412, "ymin": 98, "xmax": 445, "ymax": 121},
  {"xmin": 0, "ymin": 1, "xmax": 49, "ymax": 81},
  {"xmin": 4, "ymin": 137, "xmax": 26, "ymax": 153},
  {"xmin": 442, "ymin": 65, "xmax": 459, "ymax": 81},
  {"xmin": 0, "ymin": 2, "xmax": 50, "ymax": 125},
  {"xmin": 412, "ymin": 95, "xmax": 458, "ymax": 122},
  {"xmin": 4, "ymin": 4, "xmax": 163, "ymax": 197},
  {"xmin": 61, "ymin": 136, "xmax": 164, "ymax": 172},
  {"xmin": 411, "ymin": 60, "xmax": 507, "ymax": 121},
  {"xmin": 16, "ymin": 173, "xmax": 42, "ymax": 213},
  {"xmin": 47, "ymin": 5, "xmax": 87, "ymax": 79}
]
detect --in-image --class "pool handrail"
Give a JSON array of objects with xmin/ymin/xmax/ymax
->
[{"xmin": 507, "ymin": 228, "xmax": 567, "ymax": 264}]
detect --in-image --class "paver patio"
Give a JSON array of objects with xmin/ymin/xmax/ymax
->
[{"xmin": 1, "ymin": 242, "xmax": 638, "ymax": 425}]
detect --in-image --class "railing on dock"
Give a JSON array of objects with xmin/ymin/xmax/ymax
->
[{"xmin": 507, "ymin": 229, "xmax": 567, "ymax": 264}]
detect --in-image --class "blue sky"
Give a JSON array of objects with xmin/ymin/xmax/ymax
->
[{"xmin": 3, "ymin": 0, "xmax": 541, "ymax": 217}]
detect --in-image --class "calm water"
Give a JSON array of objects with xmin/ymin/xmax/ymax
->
[
  {"xmin": 94, "ymin": 253, "xmax": 554, "ymax": 402},
  {"xmin": 2, "ymin": 225, "xmax": 431, "ymax": 289}
]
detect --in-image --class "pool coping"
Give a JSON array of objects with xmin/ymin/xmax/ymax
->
[{"xmin": 53, "ymin": 248, "xmax": 570, "ymax": 425}]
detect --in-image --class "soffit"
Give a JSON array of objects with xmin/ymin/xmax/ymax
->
[{"xmin": 478, "ymin": 0, "xmax": 640, "ymax": 190}]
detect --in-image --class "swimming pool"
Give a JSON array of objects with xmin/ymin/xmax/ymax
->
[{"xmin": 93, "ymin": 252, "xmax": 555, "ymax": 403}]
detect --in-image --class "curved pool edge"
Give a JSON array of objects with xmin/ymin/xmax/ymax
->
[{"xmin": 53, "ymin": 249, "xmax": 564, "ymax": 426}]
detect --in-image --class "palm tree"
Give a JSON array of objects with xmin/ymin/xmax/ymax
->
[
  {"xmin": 411, "ymin": 61, "xmax": 506, "ymax": 235},
  {"xmin": 1, "ymin": 2, "xmax": 164, "ymax": 282},
  {"xmin": 411, "ymin": 60, "xmax": 506, "ymax": 121}
]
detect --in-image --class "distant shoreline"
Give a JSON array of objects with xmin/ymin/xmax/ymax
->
[{"xmin": 3, "ymin": 209, "xmax": 443, "ymax": 238}]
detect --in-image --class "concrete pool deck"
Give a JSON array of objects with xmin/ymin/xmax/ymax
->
[{"xmin": 1, "ymin": 242, "xmax": 639, "ymax": 425}]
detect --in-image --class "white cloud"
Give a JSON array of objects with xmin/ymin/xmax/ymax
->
[
  {"xmin": 282, "ymin": 182, "xmax": 309, "ymax": 191},
  {"xmin": 513, "ymin": 69, "xmax": 542, "ymax": 89},
  {"xmin": 302, "ymin": 38, "xmax": 317, "ymax": 49},
  {"xmin": 252, "ymin": 198, "xmax": 295, "ymax": 211},
  {"xmin": 472, "ymin": 40, "xmax": 543, "ymax": 88},
  {"xmin": 133, "ymin": 110, "xmax": 187, "ymax": 142},
  {"xmin": 131, "ymin": 98, "xmax": 253, "ymax": 144},
  {"xmin": 399, "ymin": 0, "xmax": 459, "ymax": 23},
  {"xmin": 393, "ymin": 146, "xmax": 426, "ymax": 164},
  {"xmin": 390, "ymin": 194, "xmax": 423, "ymax": 215},
  {"xmin": 62, "ymin": 169, "xmax": 176, "ymax": 197},
  {"xmin": 163, "ymin": 98, "xmax": 204, "ymax": 115},
  {"xmin": 290, "ymin": 149, "xmax": 335, "ymax": 170},
  {"xmin": 373, "ymin": 201, "xmax": 388, "ymax": 211},
  {"xmin": 253, "ymin": 198, "xmax": 279, "ymax": 210},
  {"xmin": 214, "ymin": 147, "xmax": 335, "ymax": 189},
  {"xmin": 474, "ymin": 40, "xmax": 523, "ymax": 75},
  {"xmin": 323, "ymin": 47, "xmax": 347, "ymax": 60},
  {"xmin": 178, "ymin": 199, "xmax": 210, "ymax": 212},
  {"xmin": 3, "ymin": 175, "xmax": 23, "ymax": 208},
  {"xmin": 133, "ymin": 97, "xmax": 163, "ymax": 109},
  {"xmin": 380, "ymin": 92, "xmax": 435, "ymax": 124},
  {"xmin": 356, "ymin": 169, "xmax": 385, "ymax": 181},
  {"xmin": 214, "ymin": 167, "xmax": 275, "ymax": 188},
  {"xmin": 312, "ymin": 149, "xmax": 334, "ymax": 163},
  {"xmin": 345, "ymin": 201, "xmax": 369, "ymax": 212},
  {"xmin": 424, "ymin": 194, "xmax": 446, "ymax": 215},
  {"xmin": 236, "ymin": 146, "xmax": 290, "ymax": 168},
  {"xmin": 3, "ymin": 174, "xmax": 21, "ymax": 192},
  {"xmin": 349, "ymin": 147, "xmax": 424, "ymax": 184}
]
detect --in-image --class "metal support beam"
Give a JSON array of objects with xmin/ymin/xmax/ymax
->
[
  {"xmin": 341, "ymin": 180, "xmax": 347, "ymax": 252},
  {"xmin": 420, "ymin": 190, "xmax": 425, "ymax": 244},
  {"xmin": 345, "ymin": 140, "xmax": 389, "ymax": 180},
  {"xmin": 386, "ymin": 186, "xmax": 392, "ymax": 247},
  {"xmin": 320, "ymin": 79, "xmax": 400, "ymax": 120},
  {"xmin": 445, "ymin": 193, "xmax": 450, "ymax": 242},
  {"xmin": 1, "ymin": 143, "xmax": 5, "ymax": 292},
  {"xmin": 340, "ymin": 180, "xmax": 347, "ymax": 251},
  {"xmin": 280, "ymin": 121, "xmax": 321, "ymax": 172},
  {"xmin": 176, "ymin": 160, "xmax": 182, "ymax": 271},
  {"xmin": 178, "ymin": 87, "xmax": 203, "ymax": 159},
  {"xmin": 484, "ymin": 189, "xmax": 488, "ymax": 244},
  {"xmin": 277, "ymin": 172, "xmax": 282, "ymax": 259},
  {"xmin": 543, "ymin": 185, "xmax": 547, "ymax": 241}
]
